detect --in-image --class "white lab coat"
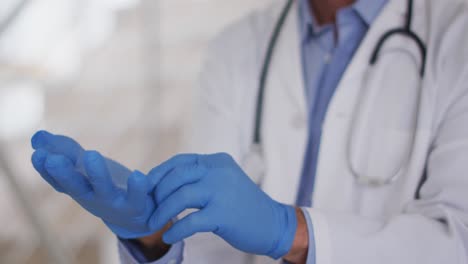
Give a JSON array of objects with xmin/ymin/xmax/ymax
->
[{"xmin": 127, "ymin": 0, "xmax": 468, "ymax": 263}]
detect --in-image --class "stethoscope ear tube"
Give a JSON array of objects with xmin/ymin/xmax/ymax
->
[
  {"xmin": 370, "ymin": 0, "xmax": 426, "ymax": 77},
  {"xmin": 370, "ymin": 28, "xmax": 427, "ymax": 77}
]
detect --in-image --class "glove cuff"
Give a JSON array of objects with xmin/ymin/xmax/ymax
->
[
  {"xmin": 267, "ymin": 204, "xmax": 298, "ymax": 259},
  {"xmin": 104, "ymin": 220, "xmax": 156, "ymax": 239}
]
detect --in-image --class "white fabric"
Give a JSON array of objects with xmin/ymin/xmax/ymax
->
[{"xmin": 121, "ymin": 0, "xmax": 468, "ymax": 263}]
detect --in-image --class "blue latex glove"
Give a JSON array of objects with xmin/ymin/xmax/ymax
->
[
  {"xmin": 148, "ymin": 153, "xmax": 297, "ymax": 259},
  {"xmin": 31, "ymin": 130, "xmax": 157, "ymax": 238}
]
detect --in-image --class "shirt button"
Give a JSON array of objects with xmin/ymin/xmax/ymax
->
[
  {"xmin": 324, "ymin": 53, "xmax": 332, "ymax": 64},
  {"xmin": 291, "ymin": 114, "xmax": 307, "ymax": 130},
  {"xmin": 168, "ymin": 260, "xmax": 176, "ymax": 264}
]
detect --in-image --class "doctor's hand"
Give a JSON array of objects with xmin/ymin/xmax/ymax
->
[
  {"xmin": 148, "ymin": 153, "xmax": 299, "ymax": 259},
  {"xmin": 30, "ymin": 131, "xmax": 161, "ymax": 239}
]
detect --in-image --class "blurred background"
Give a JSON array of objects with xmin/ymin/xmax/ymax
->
[{"xmin": 0, "ymin": 0, "xmax": 271, "ymax": 263}]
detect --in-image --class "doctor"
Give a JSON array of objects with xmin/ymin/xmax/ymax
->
[{"xmin": 30, "ymin": 0, "xmax": 468, "ymax": 263}]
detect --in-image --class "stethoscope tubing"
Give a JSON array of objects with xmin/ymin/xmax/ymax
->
[
  {"xmin": 252, "ymin": 0, "xmax": 427, "ymax": 187},
  {"xmin": 254, "ymin": 0, "xmax": 295, "ymax": 145}
]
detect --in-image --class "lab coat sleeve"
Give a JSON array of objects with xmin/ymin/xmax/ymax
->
[
  {"xmin": 118, "ymin": 239, "xmax": 184, "ymax": 264},
  {"xmin": 305, "ymin": 152, "xmax": 468, "ymax": 264},
  {"xmin": 304, "ymin": 28, "xmax": 468, "ymax": 264}
]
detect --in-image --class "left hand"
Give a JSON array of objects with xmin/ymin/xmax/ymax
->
[
  {"xmin": 31, "ymin": 131, "xmax": 158, "ymax": 239},
  {"xmin": 148, "ymin": 153, "xmax": 298, "ymax": 259}
]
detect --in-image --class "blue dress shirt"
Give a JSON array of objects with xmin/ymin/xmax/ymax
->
[
  {"xmin": 296, "ymin": 0, "xmax": 387, "ymax": 263},
  {"xmin": 120, "ymin": 0, "xmax": 387, "ymax": 263},
  {"xmin": 295, "ymin": 0, "xmax": 388, "ymax": 207}
]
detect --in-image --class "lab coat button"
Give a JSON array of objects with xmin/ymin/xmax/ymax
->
[{"xmin": 291, "ymin": 114, "xmax": 306, "ymax": 129}]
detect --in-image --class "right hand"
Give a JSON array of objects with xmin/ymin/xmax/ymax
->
[
  {"xmin": 30, "ymin": 130, "xmax": 159, "ymax": 239},
  {"xmin": 147, "ymin": 153, "xmax": 298, "ymax": 259}
]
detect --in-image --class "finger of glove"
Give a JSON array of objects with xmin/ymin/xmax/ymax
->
[
  {"xmin": 44, "ymin": 154, "xmax": 92, "ymax": 199},
  {"xmin": 127, "ymin": 170, "xmax": 149, "ymax": 210},
  {"xmin": 31, "ymin": 131, "xmax": 84, "ymax": 164},
  {"xmin": 155, "ymin": 165, "xmax": 206, "ymax": 204},
  {"xmin": 32, "ymin": 149, "xmax": 65, "ymax": 193},
  {"xmin": 83, "ymin": 150, "xmax": 114, "ymax": 198},
  {"xmin": 147, "ymin": 154, "xmax": 200, "ymax": 187},
  {"xmin": 163, "ymin": 210, "xmax": 216, "ymax": 244},
  {"xmin": 149, "ymin": 183, "xmax": 208, "ymax": 231},
  {"xmin": 106, "ymin": 159, "xmax": 133, "ymax": 180},
  {"xmin": 197, "ymin": 153, "xmax": 235, "ymax": 168}
]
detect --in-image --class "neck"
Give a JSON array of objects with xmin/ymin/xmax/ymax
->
[{"xmin": 309, "ymin": 0, "xmax": 355, "ymax": 25}]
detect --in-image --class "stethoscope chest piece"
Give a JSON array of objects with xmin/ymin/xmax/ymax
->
[{"xmin": 242, "ymin": 144, "xmax": 266, "ymax": 185}]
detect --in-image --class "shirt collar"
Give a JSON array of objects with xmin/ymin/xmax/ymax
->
[
  {"xmin": 353, "ymin": 0, "xmax": 388, "ymax": 25},
  {"xmin": 299, "ymin": 0, "xmax": 388, "ymax": 41}
]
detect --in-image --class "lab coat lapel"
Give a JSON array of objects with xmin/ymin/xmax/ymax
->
[
  {"xmin": 266, "ymin": 2, "xmax": 306, "ymax": 116},
  {"xmin": 261, "ymin": 1, "xmax": 308, "ymax": 205},
  {"xmin": 313, "ymin": 0, "xmax": 409, "ymax": 209}
]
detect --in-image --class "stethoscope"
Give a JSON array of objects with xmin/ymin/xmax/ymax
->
[{"xmin": 243, "ymin": 0, "xmax": 427, "ymax": 187}]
